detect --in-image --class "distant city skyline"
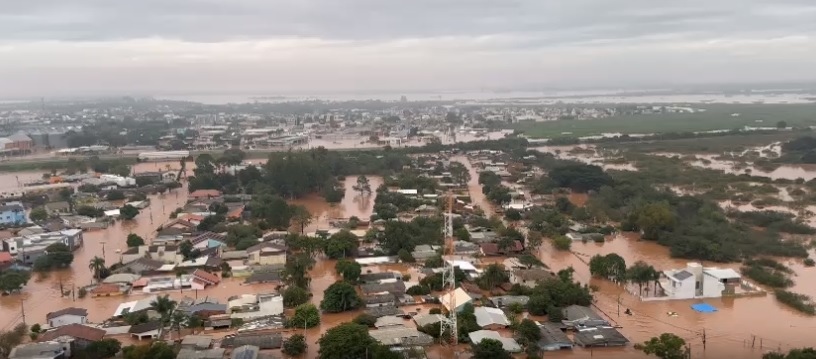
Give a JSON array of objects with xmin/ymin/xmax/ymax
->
[{"xmin": 2, "ymin": 0, "xmax": 816, "ymax": 98}]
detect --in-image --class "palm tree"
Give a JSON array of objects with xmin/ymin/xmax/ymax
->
[
  {"xmin": 88, "ymin": 256, "xmax": 106, "ymax": 284},
  {"xmin": 150, "ymin": 295, "xmax": 177, "ymax": 340}
]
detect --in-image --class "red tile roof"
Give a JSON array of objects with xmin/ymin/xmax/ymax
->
[
  {"xmin": 38, "ymin": 324, "xmax": 106, "ymax": 342},
  {"xmin": 90, "ymin": 283, "xmax": 123, "ymax": 295},
  {"xmin": 480, "ymin": 240, "xmax": 524, "ymax": 256},
  {"xmin": 192, "ymin": 269, "xmax": 220, "ymax": 285},
  {"xmin": 46, "ymin": 307, "xmax": 88, "ymax": 320},
  {"xmin": 0, "ymin": 251, "xmax": 12, "ymax": 263}
]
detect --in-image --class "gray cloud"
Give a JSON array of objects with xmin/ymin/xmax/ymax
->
[{"xmin": 1, "ymin": 0, "xmax": 815, "ymax": 97}]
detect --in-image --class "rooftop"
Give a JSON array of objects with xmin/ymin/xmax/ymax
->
[
  {"xmin": 468, "ymin": 330, "xmax": 522, "ymax": 352},
  {"xmin": 369, "ymin": 327, "xmax": 434, "ymax": 347},
  {"xmin": 45, "ymin": 307, "xmax": 88, "ymax": 320},
  {"xmin": 474, "ymin": 307, "xmax": 510, "ymax": 328},
  {"xmin": 38, "ymin": 324, "xmax": 105, "ymax": 342}
]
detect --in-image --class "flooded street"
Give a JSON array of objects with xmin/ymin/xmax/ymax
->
[{"xmin": 1, "ymin": 155, "xmax": 815, "ymax": 359}]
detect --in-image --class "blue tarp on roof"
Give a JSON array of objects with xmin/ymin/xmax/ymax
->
[{"xmin": 691, "ymin": 303, "xmax": 718, "ymax": 313}]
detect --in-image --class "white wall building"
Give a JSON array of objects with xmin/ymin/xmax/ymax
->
[{"xmin": 660, "ymin": 262, "xmax": 742, "ymax": 300}]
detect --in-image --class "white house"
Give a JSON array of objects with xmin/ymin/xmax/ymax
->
[
  {"xmin": 660, "ymin": 262, "xmax": 742, "ymax": 300},
  {"xmin": 46, "ymin": 308, "xmax": 88, "ymax": 328}
]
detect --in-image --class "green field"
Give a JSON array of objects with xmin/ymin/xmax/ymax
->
[
  {"xmin": 598, "ymin": 132, "xmax": 807, "ymax": 153},
  {"xmin": 509, "ymin": 103, "xmax": 816, "ymax": 138}
]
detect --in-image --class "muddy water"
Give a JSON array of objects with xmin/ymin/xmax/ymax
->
[
  {"xmin": 288, "ymin": 176, "xmax": 383, "ymax": 233},
  {"xmin": 534, "ymin": 145, "xmax": 637, "ymax": 172},
  {"xmin": 536, "ymin": 232, "xmax": 816, "ymax": 358},
  {"xmin": 654, "ymin": 152, "xmax": 816, "ymax": 181},
  {"xmin": 450, "ymin": 155, "xmax": 494, "ymax": 214}
]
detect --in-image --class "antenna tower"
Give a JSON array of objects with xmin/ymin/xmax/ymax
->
[{"xmin": 440, "ymin": 191, "xmax": 458, "ymax": 347}]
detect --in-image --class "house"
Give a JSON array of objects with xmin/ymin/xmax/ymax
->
[
  {"xmin": 189, "ymin": 190, "xmax": 222, "ymax": 200},
  {"xmin": 366, "ymin": 305, "xmax": 404, "ymax": 318},
  {"xmin": 229, "ymin": 293, "xmax": 284, "ymax": 320},
  {"xmin": 479, "ymin": 241, "xmax": 523, "ymax": 256},
  {"xmin": 453, "ymin": 241, "xmax": 480, "ymax": 255},
  {"xmin": 510, "ymin": 269, "xmax": 554, "ymax": 287},
  {"xmin": 441, "ymin": 287, "xmax": 472, "ymax": 313},
  {"xmin": 146, "ymin": 244, "xmax": 180, "ymax": 263},
  {"xmin": 229, "ymin": 345, "xmax": 261, "ymax": 359},
  {"xmin": 537, "ymin": 322, "xmax": 573, "ymax": 351},
  {"xmin": 176, "ymin": 348, "xmax": 225, "ymax": 359},
  {"xmin": 113, "ymin": 296, "xmax": 157, "ymax": 317},
  {"xmin": 191, "ymin": 232, "xmax": 227, "ymax": 250},
  {"xmin": 413, "ymin": 314, "xmax": 445, "ymax": 328},
  {"xmin": 365, "ymin": 293, "xmax": 397, "ymax": 308},
  {"xmin": 113, "ymin": 257, "xmax": 164, "ymax": 275},
  {"xmin": 468, "ymin": 227, "xmax": 498, "ymax": 244},
  {"xmin": 45, "ymin": 308, "xmax": 88, "ymax": 328},
  {"xmin": 90, "ymin": 283, "xmax": 126, "ymax": 297},
  {"xmin": 0, "ymin": 251, "xmax": 13, "ymax": 269},
  {"xmin": 374, "ymin": 315, "xmax": 406, "ymax": 329},
  {"xmin": 468, "ymin": 330, "xmax": 522, "ymax": 352},
  {"xmin": 9, "ymin": 342, "xmax": 66, "ymax": 359},
  {"xmin": 244, "ymin": 269, "xmax": 282, "ymax": 285},
  {"xmin": 474, "ymin": 307, "xmax": 511, "ymax": 329},
  {"xmin": 562, "ymin": 305, "xmax": 609, "ymax": 329},
  {"xmin": 369, "ymin": 327, "xmax": 434, "ymax": 347},
  {"xmin": 566, "ymin": 233, "xmax": 583, "ymax": 241},
  {"xmin": 411, "ymin": 244, "xmax": 441, "ymax": 261},
  {"xmin": 191, "ymin": 269, "xmax": 221, "ymax": 289},
  {"xmin": 102, "ymin": 273, "xmax": 141, "ymax": 285},
  {"xmin": 2, "ymin": 229, "xmax": 83, "ymax": 265},
  {"xmin": 129, "ymin": 321, "xmax": 162, "ymax": 340},
  {"xmin": 660, "ymin": 262, "xmax": 743, "ymax": 300},
  {"xmin": 573, "ymin": 327, "xmax": 629, "ymax": 347},
  {"xmin": 38, "ymin": 324, "xmax": 106, "ymax": 349},
  {"xmin": 45, "ymin": 202, "xmax": 72, "ymax": 215},
  {"xmin": 221, "ymin": 333, "xmax": 282, "ymax": 349},
  {"xmin": 0, "ymin": 202, "xmax": 26, "ymax": 225},
  {"xmin": 246, "ymin": 242, "xmax": 286, "ymax": 266},
  {"xmin": 489, "ymin": 295, "xmax": 530, "ymax": 309},
  {"xmin": 178, "ymin": 297, "xmax": 227, "ymax": 318},
  {"xmin": 180, "ymin": 335, "xmax": 214, "ymax": 350},
  {"xmin": 359, "ymin": 272, "xmax": 402, "ymax": 284},
  {"xmin": 361, "ymin": 281, "xmax": 406, "ymax": 296}
]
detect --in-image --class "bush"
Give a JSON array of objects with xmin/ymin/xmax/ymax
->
[
  {"xmin": 282, "ymin": 334, "xmax": 307, "ymax": 357},
  {"xmin": 406, "ymin": 285, "xmax": 431, "ymax": 295},
  {"xmin": 741, "ymin": 265, "xmax": 793, "ymax": 288},
  {"xmin": 552, "ymin": 236, "xmax": 572, "ymax": 251},
  {"xmin": 352, "ymin": 314, "xmax": 377, "ymax": 327},
  {"xmin": 774, "ymin": 290, "xmax": 816, "ymax": 315},
  {"xmin": 398, "ymin": 249, "xmax": 415, "ymax": 263},
  {"xmin": 804, "ymin": 258, "xmax": 815, "ymax": 267}
]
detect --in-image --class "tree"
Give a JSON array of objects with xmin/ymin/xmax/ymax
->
[
  {"xmin": 424, "ymin": 255, "xmax": 444, "ymax": 268},
  {"xmin": 318, "ymin": 323, "xmax": 397, "ymax": 359},
  {"xmin": 0, "ymin": 271, "xmax": 30, "ymax": 294},
  {"xmin": 320, "ymin": 281, "xmax": 362, "ymax": 313},
  {"xmin": 777, "ymin": 121, "xmax": 788, "ymax": 129},
  {"xmin": 120, "ymin": 204, "xmax": 140, "ymax": 220},
  {"xmin": 353, "ymin": 175, "xmax": 372, "ymax": 195},
  {"xmin": 169, "ymin": 310, "xmax": 189, "ymax": 339},
  {"xmin": 636, "ymin": 202, "xmax": 675, "ymax": 240},
  {"xmin": 34, "ymin": 243, "xmax": 74, "ymax": 271},
  {"xmin": 122, "ymin": 342, "xmax": 175, "ymax": 359},
  {"xmin": 0, "ymin": 324, "xmax": 28, "ymax": 358},
  {"xmin": 518, "ymin": 253, "xmax": 543, "ymax": 269},
  {"xmin": 552, "ymin": 235, "xmax": 571, "ymax": 251},
  {"xmin": 324, "ymin": 230, "xmax": 359, "ymax": 259},
  {"xmin": 547, "ymin": 305, "xmax": 564, "ymax": 322},
  {"xmin": 106, "ymin": 190, "xmax": 126, "ymax": 201},
  {"xmin": 178, "ymin": 240, "xmax": 195, "ymax": 260},
  {"xmin": 406, "ymin": 285, "xmax": 431, "ymax": 295},
  {"xmin": 81, "ymin": 338, "xmax": 122, "ymax": 359},
  {"xmin": 283, "ymin": 286, "xmax": 311, "ymax": 308},
  {"xmin": 283, "ymin": 334, "xmax": 308, "ymax": 357},
  {"xmin": 516, "ymin": 319, "xmax": 541, "ymax": 346},
  {"xmin": 398, "ymin": 248, "xmax": 415, "ymax": 263},
  {"xmin": 635, "ymin": 333, "xmax": 688, "ymax": 359},
  {"xmin": 528, "ymin": 230, "xmax": 543, "ymax": 249},
  {"xmin": 126, "ymin": 234, "xmax": 145, "ymax": 247},
  {"xmin": 627, "ymin": 261, "xmax": 659, "ymax": 295},
  {"xmin": 89, "ymin": 256, "xmax": 107, "ymax": 283},
  {"xmin": 477, "ymin": 264, "xmax": 510, "ymax": 290},
  {"xmin": 449, "ymin": 161, "xmax": 471, "ymax": 187},
  {"xmin": 150, "ymin": 295, "xmax": 176, "ymax": 323},
  {"xmin": 291, "ymin": 205, "xmax": 313, "ymax": 234},
  {"xmin": 29, "ymin": 208, "xmax": 48, "ymax": 222},
  {"xmin": 589, "ymin": 253, "xmax": 627, "ymax": 283},
  {"xmin": 763, "ymin": 348, "xmax": 816, "ymax": 359},
  {"xmin": 504, "ymin": 208, "xmax": 522, "ymax": 221},
  {"xmin": 288, "ymin": 304, "xmax": 320, "ymax": 328},
  {"xmin": 352, "ymin": 313, "xmax": 378, "ymax": 327},
  {"xmin": 472, "ymin": 338, "xmax": 513, "ymax": 359},
  {"xmin": 335, "ymin": 259, "xmax": 362, "ymax": 283}
]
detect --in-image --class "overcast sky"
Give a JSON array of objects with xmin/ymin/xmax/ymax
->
[{"xmin": 2, "ymin": 0, "xmax": 816, "ymax": 98}]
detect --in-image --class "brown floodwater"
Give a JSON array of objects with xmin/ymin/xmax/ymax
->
[
  {"xmin": 450, "ymin": 155, "xmax": 495, "ymax": 214},
  {"xmin": 536, "ymin": 232, "xmax": 816, "ymax": 359},
  {"xmin": 288, "ymin": 176, "xmax": 383, "ymax": 233}
]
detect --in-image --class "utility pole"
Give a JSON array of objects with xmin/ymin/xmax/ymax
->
[
  {"xmin": 617, "ymin": 293, "xmax": 621, "ymax": 317},
  {"xmin": 702, "ymin": 328, "xmax": 706, "ymax": 351},
  {"xmin": 20, "ymin": 299, "xmax": 26, "ymax": 325}
]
